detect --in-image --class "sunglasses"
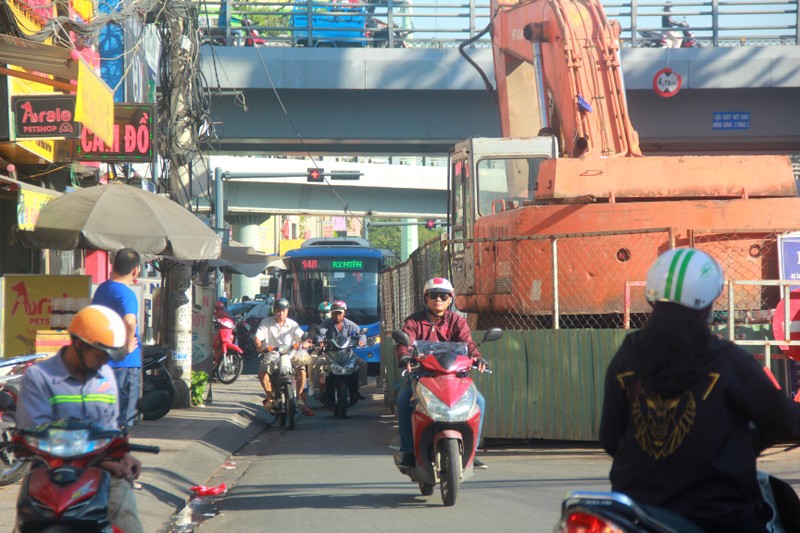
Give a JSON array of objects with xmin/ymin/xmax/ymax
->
[{"xmin": 427, "ymin": 292, "xmax": 451, "ymax": 301}]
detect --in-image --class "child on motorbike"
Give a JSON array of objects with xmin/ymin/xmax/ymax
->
[
  {"xmin": 599, "ymin": 248, "xmax": 800, "ymax": 532},
  {"xmin": 394, "ymin": 278, "xmax": 488, "ymax": 469}
]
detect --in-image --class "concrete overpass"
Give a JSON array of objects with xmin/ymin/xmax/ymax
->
[{"xmin": 200, "ymin": 45, "xmax": 800, "ymax": 155}]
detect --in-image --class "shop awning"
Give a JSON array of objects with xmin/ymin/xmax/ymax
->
[
  {"xmin": 0, "ymin": 35, "xmax": 78, "ymax": 90},
  {"xmin": 206, "ymin": 240, "xmax": 279, "ymax": 277},
  {"xmin": 0, "ymin": 174, "xmax": 61, "ymax": 196}
]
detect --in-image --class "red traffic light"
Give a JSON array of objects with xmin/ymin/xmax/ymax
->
[
  {"xmin": 307, "ymin": 168, "xmax": 324, "ymax": 183},
  {"xmin": 425, "ymin": 219, "xmax": 437, "ymax": 229}
]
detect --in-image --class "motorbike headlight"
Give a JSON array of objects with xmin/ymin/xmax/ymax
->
[
  {"xmin": 330, "ymin": 363, "xmax": 346, "ymax": 374},
  {"xmin": 24, "ymin": 429, "xmax": 112, "ymax": 458},
  {"xmin": 366, "ymin": 335, "xmax": 380, "ymax": 347},
  {"xmin": 415, "ymin": 383, "xmax": 476, "ymax": 423}
]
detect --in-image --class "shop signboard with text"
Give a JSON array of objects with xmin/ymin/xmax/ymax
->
[
  {"xmin": 76, "ymin": 103, "xmax": 156, "ymax": 162},
  {"xmin": 11, "ymin": 94, "xmax": 80, "ymax": 140},
  {"xmin": 1, "ymin": 275, "xmax": 91, "ymax": 358}
]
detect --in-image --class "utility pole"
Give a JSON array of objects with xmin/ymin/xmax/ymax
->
[{"xmin": 164, "ymin": 5, "xmax": 195, "ymax": 408}]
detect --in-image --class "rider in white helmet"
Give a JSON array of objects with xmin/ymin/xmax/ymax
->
[
  {"xmin": 394, "ymin": 277, "xmax": 488, "ymax": 469},
  {"xmin": 599, "ymin": 248, "xmax": 800, "ymax": 532}
]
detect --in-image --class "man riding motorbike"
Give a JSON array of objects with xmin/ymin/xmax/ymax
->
[
  {"xmin": 599, "ymin": 248, "xmax": 800, "ymax": 532},
  {"xmin": 16, "ymin": 305, "xmax": 144, "ymax": 533},
  {"xmin": 254, "ymin": 298, "xmax": 314, "ymax": 416},
  {"xmin": 394, "ymin": 278, "xmax": 488, "ymax": 469},
  {"xmin": 317, "ymin": 300, "xmax": 368, "ymax": 401}
]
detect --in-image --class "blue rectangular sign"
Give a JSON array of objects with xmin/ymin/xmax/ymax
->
[
  {"xmin": 778, "ymin": 234, "xmax": 800, "ymax": 281},
  {"xmin": 712, "ymin": 111, "xmax": 750, "ymax": 130}
]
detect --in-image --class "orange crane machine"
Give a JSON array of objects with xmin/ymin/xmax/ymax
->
[{"xmin": 449, "ymin": 0, "xmax": 799, "ymax": 327}]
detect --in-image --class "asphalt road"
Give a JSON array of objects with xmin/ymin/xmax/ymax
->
[{"xmin": 192, "ymin": 382, "xmax": 613, "ymax": 533}]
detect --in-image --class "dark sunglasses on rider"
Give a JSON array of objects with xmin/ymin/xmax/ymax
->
[{"xmin": 427, "ymin": 292, "xmax": 451, "ymax": 301}]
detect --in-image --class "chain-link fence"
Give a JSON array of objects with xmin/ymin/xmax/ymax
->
[{"xmin": 381, "ymin": 228, "xmax": 792, "ymax": 334}]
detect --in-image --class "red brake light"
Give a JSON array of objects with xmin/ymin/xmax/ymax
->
[{"xmin": 561, "ymin": 511, "xmax": 624, "ymax": 533}]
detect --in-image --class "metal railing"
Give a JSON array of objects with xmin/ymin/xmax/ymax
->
[{"xmin": 195, "ymin": 0, "xmax": 799, "ymax": 48}]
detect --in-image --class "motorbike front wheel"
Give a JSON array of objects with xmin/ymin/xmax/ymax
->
[
  {"xmin": 287, "ymin": 387, "xmax": 296, "ymax": 430},
  {"xmin": 440, "ymin": 438, "xmax": 461, "ymax": 506},
  {"xmin": 215, "ymin": 353, "xmax": 243, "ymax": 384},
  {"xmin": 336, "ymin": 380, "xmax": 348, "ymax": 419},
  {"xmin": 0, "ymin": 412, "xmax": 30, "ymax": 486}
]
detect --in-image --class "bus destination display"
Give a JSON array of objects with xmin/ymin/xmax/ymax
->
[{"xmin": 299, "ymin": 258, "xmax": 376, "ymax": 271}]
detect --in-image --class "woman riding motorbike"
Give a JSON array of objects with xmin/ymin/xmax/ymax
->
[{"xmin": 599, "ymin": 248, "xmax": 800, "ymax": 532}]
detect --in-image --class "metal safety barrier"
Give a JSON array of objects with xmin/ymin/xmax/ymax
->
[{"xmin": 195, "ymin": 0, "xmax": 799, "ymax": 48}]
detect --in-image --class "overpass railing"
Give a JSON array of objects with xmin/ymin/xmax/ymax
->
[{"xmin": 195, "ymin": 0, "xmax": 799, "ymax": 48}]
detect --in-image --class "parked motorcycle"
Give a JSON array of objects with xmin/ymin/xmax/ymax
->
[
  {"xmin": 140, "ymin": 345, "xmax": 178, "ymax": 421},
  {"xmin": 7, "ymin": 418, "xmax": 159, "ymax": 532},
  {"xmin": 262, "ymin": 343, "xmax": 306, "ymax": 429},
  {"xmin": 212, "ymin": 316, "xmax": 244, "ymax": 384},
  {"xmin": 0, "ymin": 354, "xmax": 41, "ymax": 486},
  {"xmin": 315, "ymin": 329, "xmax": 364, "ymax": 419},
  {"xmin": 391, "ymin": 327, "xmax": 503, "ymax": 506}
]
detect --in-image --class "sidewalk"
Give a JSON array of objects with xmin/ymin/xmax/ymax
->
[{"xmin": 0, "ymin": 374, "xmax": 272, "ymax": 532}]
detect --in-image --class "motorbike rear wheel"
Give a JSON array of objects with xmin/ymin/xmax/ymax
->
[
  {"xmin": 336, "ymin": 380, "xmax": 348, "ymax": 419},
  {"xmin": 215, "ymin": 352, "xmax": 243, "ymax": 385},
  {"xmin": 142, "ymin": 378, "xmax": 174, "ymax": 420},
  {"xmin": 418, "ymin": 480, "xmax": 435, "ymax": 496},
  {"xmin": 440, "ymin": 438, "xmax": 461, "ymax": 506}
]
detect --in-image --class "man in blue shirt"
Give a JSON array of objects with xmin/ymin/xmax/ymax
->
[{"xmin": 93, "ymin": 248, "xmax": 142, "ymax": 428}]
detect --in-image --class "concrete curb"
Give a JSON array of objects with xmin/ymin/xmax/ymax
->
[{"xmin": 139, "ymin": 402, "xmax": 274, "ymax": 532}]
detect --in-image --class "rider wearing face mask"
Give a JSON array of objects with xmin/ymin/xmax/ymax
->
[
  {"xmin": 17, "ymin": 305, "xmax": 145, "ymax": 533},
  {"xmin": 394, "ymin": 278, "xmax": 488, "ymax": 469},
  {"xmin": 318, "ymin": 300, "xmax": 368, "ymax": 400}
]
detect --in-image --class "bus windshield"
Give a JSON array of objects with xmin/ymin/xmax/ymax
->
[{"xmin": 282, "ymin": 256, "xmax": 381, "ymax": 327}]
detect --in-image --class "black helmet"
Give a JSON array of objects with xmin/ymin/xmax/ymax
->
[{"xmin": 273, "ymin": 298, "xmax": 290, "ymax": 312}]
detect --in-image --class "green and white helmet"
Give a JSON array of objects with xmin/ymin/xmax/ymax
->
[{"xmin": 645, "ymin": 248, "xmax": 724, "ymax": 310}]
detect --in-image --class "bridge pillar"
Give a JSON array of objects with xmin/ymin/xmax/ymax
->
[
  {"xmin": 400, "ymin": 218, "xmax": 419, "ymax": 261},
  {"xmin": 228, "ymin": 214, "xmax": 271, "ymax": 300}
]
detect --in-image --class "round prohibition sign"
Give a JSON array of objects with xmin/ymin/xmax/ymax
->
[
  {"xmin": 772, "ymin": 288, "xmax": 800, "ymax": 361},
  {"xmin": 653, "ymin": 67, "xmax": 682, "ymax": 98}
]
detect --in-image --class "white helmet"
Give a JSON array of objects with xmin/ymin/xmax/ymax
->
[
  {"xmin": 645, "ymin": 248, "xmax": 724, "ymax": 310},
  {"xmin": 423, "ymin": 277, "xmax": 454, "ymax": 297}
]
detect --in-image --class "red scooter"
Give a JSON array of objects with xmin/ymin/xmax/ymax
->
[
  {"xmin": 8, "ymin": 418, "xmax": 159, "ymax": 532},
  {"xmin": 391, "ymin": 327, "xmax": 502, "ymax": 506},
  {"xmin": 212, "ymin": 315, "xmax": 244, "ymax": 384}
]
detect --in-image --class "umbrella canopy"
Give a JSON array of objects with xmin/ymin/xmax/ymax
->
[
  {"xmin": 207, "ymin": 240, "xmax": 273, "ymax": 277},
  {"xmin": 19, "ymin": 184, "xmax": 221, "ymax": 261}
]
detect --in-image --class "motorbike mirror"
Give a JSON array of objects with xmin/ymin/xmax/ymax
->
[
  {"xmin": 392, "ymin": 329, "xmax": 411, "ymax": 347},
  {"xmin": 481, "ymin": 327, "xmax": 504, "ymax": 343},
  {"xmin": 319, "ymin": 327, "xmax": 327, "ymax": 337},
  {"xmin": 300, "ymin": 332, "xmax": 310, "ymax": 341},
  {"xmin": 359, "ymin": 327, "xmax": 368, "ymax": 335}
]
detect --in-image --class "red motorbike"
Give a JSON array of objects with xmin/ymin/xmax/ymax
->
[
  {"xmin": 212, "ymin": 315, "xmax": 244, "ymax": 384},
  {"xmin": 391, "ymin": 327, "xmax": 502, "ymax": 506},
  {"xmin": 8, "ymin": 418, "xmax": 159, "ymax": 532}
]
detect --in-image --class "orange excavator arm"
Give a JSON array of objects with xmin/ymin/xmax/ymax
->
[{"xmin": 490, "ymin": 0, "xmax": 642, "ymax": 158}]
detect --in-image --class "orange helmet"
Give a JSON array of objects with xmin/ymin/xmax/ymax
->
[{"xmin": 68, "ymin": 305, "xmax": 127, "ymax": 362}]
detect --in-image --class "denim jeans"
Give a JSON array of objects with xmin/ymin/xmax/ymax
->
[
  {"xmin": 396, "ymin": 379, "xmax": 485, "ymax": 453},
  {"xmin": 113, "ymin": 367, "xmax": 141, "ymax": 428}
]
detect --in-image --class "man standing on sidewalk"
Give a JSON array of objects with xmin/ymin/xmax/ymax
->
[{"xmin": 93, "ymin": 248, "xmax": 142, "ymax": 428}]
